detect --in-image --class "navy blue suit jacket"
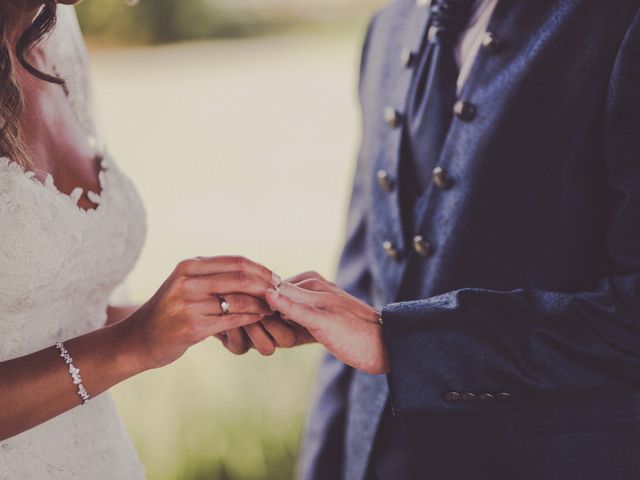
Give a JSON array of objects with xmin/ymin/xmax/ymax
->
[{"xmin": 299, "ymin": 1, "xmax": 640, "ymax": 479}]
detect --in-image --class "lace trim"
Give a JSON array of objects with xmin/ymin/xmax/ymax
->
[{"xmin": 0, "ymin": 156, "xmax": 112, "ymax": 214}]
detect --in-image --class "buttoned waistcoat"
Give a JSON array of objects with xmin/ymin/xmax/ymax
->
[{"xmin": 298, "ymin": 1, "xmax": 640, "ymax": 479}]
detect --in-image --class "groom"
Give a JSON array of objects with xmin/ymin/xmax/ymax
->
[{"xmin": 225, "ymin": 0, "xmax": 640, "ymax": 478}]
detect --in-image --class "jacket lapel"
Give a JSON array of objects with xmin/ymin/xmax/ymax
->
[{"xmin": 346, "ymin": 7, "xmax": 432, "ymax": 480}]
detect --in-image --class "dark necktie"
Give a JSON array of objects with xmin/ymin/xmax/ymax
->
[{"xmin": 401, "ymin": 0, "xmax": 476, "ymax": 198}]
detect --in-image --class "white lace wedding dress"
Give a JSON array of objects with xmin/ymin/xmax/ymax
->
[{"xmin": 0, "ymin": 7, "xmax": 146, "ymax": 479}]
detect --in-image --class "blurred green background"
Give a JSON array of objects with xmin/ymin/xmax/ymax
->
[
  {"xmin": 74, "ymin": 0, "xmax": 384, "ymax": 478},
  {"xmin": 76, "ymin": 0, "xmax": 381, "ymax": 44}
]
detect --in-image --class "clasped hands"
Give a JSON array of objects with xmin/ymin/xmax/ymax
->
[
  {"xmin": 126, "ymin": 256, "xmax": 388, "ymax": 375},
  {"xmin": 206, "ymin": 257, "xmax": 390, "ymax": 375}
]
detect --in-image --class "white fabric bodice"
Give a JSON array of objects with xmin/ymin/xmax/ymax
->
[{"xmin": 0, "ymin": 7, "xmax": 146, "ymax": 479}]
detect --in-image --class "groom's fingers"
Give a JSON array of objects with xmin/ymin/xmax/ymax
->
[
  {"xmin": 265, "ymin": 289, "xmax": 323, "ymax": 330},
  {"xmin": 287, "ymin": 271, "xmax": 326, "ymax": 284},
  {"xmin": 277, "ymin": 282, "xmax": 333, "ymax": 310},
  {"xmin": 296, "ymin": 279, "xmax": 374, "ymax": 318},
  {"xmin": 296, "ymin": 278, "xmax": 336, "ymax": 293}
]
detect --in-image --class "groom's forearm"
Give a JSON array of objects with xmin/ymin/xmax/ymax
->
[{"xmin": 382, "ymin": 277, "xmax": 640, "ymax": 415}]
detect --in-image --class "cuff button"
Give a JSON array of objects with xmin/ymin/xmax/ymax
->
[
  {"xmin": 443, "ymin": 391, "xmax": 462, "ymax": 402},
  {"xmin": 496, "ymin": 392, "xmax": 512, "ymax": 401},
  {"xmin": 461, "ymin": 392, "xmax": 476, "ymax": 401},
  {"xmin": 478, "ymin": 393, "xmax": 494, "ymax": 401}
]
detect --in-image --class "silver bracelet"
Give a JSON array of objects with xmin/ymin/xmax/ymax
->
[{"xmin": 55, "ymin": 342, "xmax": 90, "ymax": 405}]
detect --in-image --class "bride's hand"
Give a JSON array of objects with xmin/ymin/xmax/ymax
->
[{"xmin": 121, "ymin": 256, "xmax": 277, "ymax": 370}]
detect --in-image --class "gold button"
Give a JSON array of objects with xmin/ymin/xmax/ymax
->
[
  {"xmin": 400, "ymin": 48, "xmax": 415, "ymax": 68},
  {"xmin": 412, "ymin": 235, "xmax": 432, "ymax": 257},
  {"xmin": 481, "ymin": 32, "xmax": 501, "ymax": 53},
  {"xmin": 453, "ymin": 100, "xmax": 477, "ymax": 122},
  {"xmin": 382, "ymin": 241, "xmax": 400, "ymax": 260},
  {"xmin": 478, "ymin": 393, "xmax": 495, "ymax": 401},
  {"xmin": 443, "ymin": 391, "xmax": 461, "ymax": 402},
  {"xmin": 383, "ymin": 106, "xmax": 402, "ymax": 128},
  {"xmin": 377, "ymin": 170, "xmax": 394, "ymax": 192},
  {"xmin": 432, "ymin": 166, "xmax": 453, "ymax": 189}
]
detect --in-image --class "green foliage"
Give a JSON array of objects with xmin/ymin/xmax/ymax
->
[
  {"xmin": 75, "ymin": 0, "xmax": 288, "ymax": 44},
  {"xmin": 111, "ymin": 345, "xmax": 322, "ymax": 480}
]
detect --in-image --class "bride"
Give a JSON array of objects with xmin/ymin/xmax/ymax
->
[{"xmin": 0, "ymin": 1, "xmax": 299, "ymax": 477}]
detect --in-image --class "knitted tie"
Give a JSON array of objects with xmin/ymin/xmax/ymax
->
[{"xmin": 402, "ymin": 0, "xmax": 476, "ymax": 196}]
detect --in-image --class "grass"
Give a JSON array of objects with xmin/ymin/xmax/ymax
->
[{"xmin": 112, "ymin": 346, "xmax": 322, "ymax": 479}]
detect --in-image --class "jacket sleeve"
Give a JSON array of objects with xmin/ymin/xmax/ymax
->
[
  {"xmin": 382, "ymin": 9, "xmax": 640, "ymax": 415},
  {"xmin": 297, "ymin": 17, "xmax": 378, "ymax": 480}
]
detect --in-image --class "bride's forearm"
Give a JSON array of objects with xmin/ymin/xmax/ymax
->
[
  {"xmin": 0, "ymin": 256, "xmax": 277, "ymax": 442},
  {"xmin": 0, "ymin": 320, "xmax": 144, "ymax": 442},
  {"xmin": 106, "ymin": 305, "xmax": 139, "ymax": 326}
]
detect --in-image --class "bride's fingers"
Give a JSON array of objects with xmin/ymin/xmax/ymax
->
[
  {"xmin": 189, "ymin": 272, "xmax": 273, "ymax": 298},
  {"xmin": 243, "ymin": 324, "xmax": 276, "ymax": 356},
  {"xmin": 260, "ymin": 315, "xmax": 297, "ymax": 348},
  {"xmin": 208, "ymin": 294, "xmax": 272, "ymax": 316},
  {"xmin": 178, "ymin": 256, "xmax": 276, "ymax": 285},
  {"xmin": 203, "ymin": 313, "xmax": 263, "ymax": 337},
  {"xmin": 223, "ymin": 328, "xmax": 251, "ymax": 355}
]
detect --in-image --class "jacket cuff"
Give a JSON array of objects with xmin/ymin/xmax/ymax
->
[{"xmin": 381, "ymin": 297, "xmax": 517, "ymax": 415}]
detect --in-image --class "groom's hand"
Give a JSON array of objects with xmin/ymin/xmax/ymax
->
[
  {"xmin": 265, "ymin": 273, "xmax": 389, "ymax": 375},
  {"xmin": 214, "ymin": 272, "xmax": 319, "ymax": 356}
]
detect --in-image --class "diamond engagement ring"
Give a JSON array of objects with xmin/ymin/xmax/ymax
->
[{"xmin": 218, "ymin": 296, "xmax": 230, "ymax": 315}]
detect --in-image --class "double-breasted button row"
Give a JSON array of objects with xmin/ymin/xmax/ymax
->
[
  {"xmin": 382, "ymin": 236, "xmax": 433, "ymax": 260},
  {"xmin": 443, "ymin": 391, "xmax": 512, "ymax": 403},
  {"xmin": 451, "ymin": 32, "xmax": 502, "ymax": 123}
]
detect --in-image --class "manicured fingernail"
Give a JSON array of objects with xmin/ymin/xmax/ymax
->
[
  {"xmin": 272, "ymin": 272, "xmax": 283, "ymax": 289},
  {"xmin": 267, "ymin": 288, "xmax": 280, "ymax": 298}
]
